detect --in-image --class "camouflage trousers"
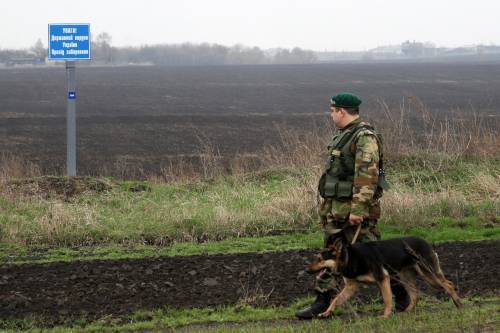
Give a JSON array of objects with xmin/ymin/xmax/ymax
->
[{"xmin": 315, "ymin": 217, "xmax": 381, "ymax": 293}]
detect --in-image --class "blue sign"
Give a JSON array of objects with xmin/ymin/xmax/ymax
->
[
  {"xmin": 48, "ymin": 24, "xmax": 91, "ymax": 60},
  {"xmin": 68, "ymin": 91, "xmax": 76, "ymax": 99}
]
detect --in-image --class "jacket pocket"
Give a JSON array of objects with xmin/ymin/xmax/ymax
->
[{"xmin": 336, "ymin": 180, "xmax": 353, "ymax": 199}]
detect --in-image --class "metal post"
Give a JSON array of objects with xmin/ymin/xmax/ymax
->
[{"xmin": 66, "ymin": 60, "xmax": 76, "ymax": 176}]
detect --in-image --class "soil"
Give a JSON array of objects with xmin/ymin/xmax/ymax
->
[
  {"xmin": 6, "ymin": 176, "xmax": 113, "ymax": 200},
  {"xmin": 1, "ymin": 63, "xmax": 499, "ymax": 177},
  {"xmin": 0, "ymin": 240, "xmax": 498, "ymax": 324}
]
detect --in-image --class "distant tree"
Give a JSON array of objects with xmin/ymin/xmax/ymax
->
[
  {"xmin": 114, "ymin": 46, "xmax": 141, "ymax": 64},
  {"xmin": 274, "ymin": 47, "xmax": 317, "ymax": 64},
  {"xmin": 136, "ymin": 43, "xmax": 232, "ymax": 66},
  {"xmin": 30, "ymin": 38, "xmax": 47, "ymax": 60},
  {"xmin": 227, "ymin": 45, "xmax": 266, "ymax": 64},
  {"xmin": 92, "ymin": 32, "xmax": 114, "ymax": 63},
  {"xmin": 1, "ymin": 37, "xmax": 319, "ymax": 66}
]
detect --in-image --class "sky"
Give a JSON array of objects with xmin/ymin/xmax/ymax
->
[{"xmin": 1, "ymin": 0, "xmax": 499, "ymax": 51}]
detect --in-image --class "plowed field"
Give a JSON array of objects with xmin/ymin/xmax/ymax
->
[
  {"xmin": 1, "ymin": 63, "xmax": 499, "ymax": 176},
  {"xmin": 1, "ymin": 240, "xmax": 498, "ymax": 324}
]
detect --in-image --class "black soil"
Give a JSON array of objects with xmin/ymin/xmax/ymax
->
[
  {"xmin": 2, "ymin": 64, "xmax": 500, "ymax": 178},
  {"xmin": 0, "ymin": 240, "xmax": 498, "ymax": 323}
]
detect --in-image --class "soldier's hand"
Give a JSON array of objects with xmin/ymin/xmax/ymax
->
[{"xmin": 348, "ymin": 213, "xmax": 364, "ymax": 225}]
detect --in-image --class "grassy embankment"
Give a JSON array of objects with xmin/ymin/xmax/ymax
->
[{"xmin": 0, "ymin": 104, "xmax": 499, "ymax": 263}]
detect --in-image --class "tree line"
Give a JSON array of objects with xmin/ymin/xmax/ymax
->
[{"xmin": 0, "ymin": 33, "xmax": 317, "ymax": 66}]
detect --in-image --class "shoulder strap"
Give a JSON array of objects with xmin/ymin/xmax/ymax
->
[
  {"xmin": 353, "ymin": 125, "xmax": 383, "ymax": 155},
  {"xmin": 334, "ymin": 123, "xmax": 375, "ymax": 151}
]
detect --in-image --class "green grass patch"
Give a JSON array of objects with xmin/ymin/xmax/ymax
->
[
  {"xmin": 1, "ymin": 216, "xmax": 498, "ymax": 265},
  {"xmin": 1, "ymin": 297, "xmax": 497, "ymax": 333}
]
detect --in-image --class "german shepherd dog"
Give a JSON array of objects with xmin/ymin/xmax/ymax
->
[{"xmin": 307, "ymin": 235, "xmax": 462, "ymax": 318}]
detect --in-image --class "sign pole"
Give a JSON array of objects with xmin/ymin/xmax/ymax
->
[
  {"xmin": 66, "ymin": 60, "xmax": 76, "ymax": 176},
  {"xmin": 49, "ymin": 23, "xmax": 90, "ymax": 177}
]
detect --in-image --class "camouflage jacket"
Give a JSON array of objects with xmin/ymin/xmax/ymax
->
[{"xmin": 323, "ymin": 118, "xmax": 382, "ymax": 220}]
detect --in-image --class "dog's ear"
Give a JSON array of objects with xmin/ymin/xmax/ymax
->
[
  {"xmin": 328, "ymin": 237, "xmax": 343, "ymax": 252},
  {"xmin": 333, "ymin": 239, "xmax": 350, "ymax": 269},
  {"xmin": 336, "ymin": 241, "xmax": 343, "ymax": 254},
  {"xmin": 325, "ymin": 231, "xmax": 341, "ymax": 248},
  {"xmin": 334, "ymin": 240, "xmax": 343, "ymax": 260}
]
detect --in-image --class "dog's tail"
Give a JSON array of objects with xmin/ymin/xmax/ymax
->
[
  {"xmin": 403, "ymin": 241, "xmax": 420, "ymax": 261},
  {"xmin": 403, "ymin": 240, "xmax": 437, "ymax": 272}
]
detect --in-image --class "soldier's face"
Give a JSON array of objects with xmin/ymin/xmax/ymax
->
[{"xmin": 330, "ymin": 106, "xmax": 344, "ymax": 127}]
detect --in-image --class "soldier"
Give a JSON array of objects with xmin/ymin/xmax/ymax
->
[{"xmin": 295, "ymin": 92, "xmax": 408, "ymax": 319}]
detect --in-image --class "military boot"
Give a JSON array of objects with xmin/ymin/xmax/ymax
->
[{"xmin": 295, "ymin": 290, "xmax": 334, "ymax": 319}]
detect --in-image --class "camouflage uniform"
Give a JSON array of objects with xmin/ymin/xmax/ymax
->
[{"xmin": 315, "ymin": 118, "xmax": 382, "ymax": 292}]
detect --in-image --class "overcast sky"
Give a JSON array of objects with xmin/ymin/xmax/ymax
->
[{"xmin": 1, "ymin": 0, "xmax": 499, "ymax": 51}]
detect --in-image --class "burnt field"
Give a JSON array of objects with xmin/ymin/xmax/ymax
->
[{"xmin": 1, "ymin": 62, "xmax": 499, "ymax": 176}]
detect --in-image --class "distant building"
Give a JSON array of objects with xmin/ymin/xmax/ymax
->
[
  {"xmin": 5, "ymin": 57, "xmax": 45, "ymax": 66},
  {"xmin": 442, "ymin": 46, "xmax": 478, "ymax": 57},
  {"xmin": 401, "ymin": 40, "xmax": 437, "ymax": 58},
  {"xmin": 477, "ymin": 45, "xmax": 500, "ymax": 55}
]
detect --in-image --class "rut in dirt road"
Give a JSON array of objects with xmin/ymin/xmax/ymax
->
[{"xmin": 0, "ymin": 240, "xmax": 498, "ymax": 323}]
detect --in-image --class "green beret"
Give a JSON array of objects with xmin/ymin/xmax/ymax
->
[{"xmin": 330, "ymin": 93, "xmax": 362, "ymax": 108}]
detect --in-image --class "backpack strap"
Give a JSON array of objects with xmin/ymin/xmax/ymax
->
[{"xmin": 330, "ymin": 123, "xmax": 372, "ymax": 154}]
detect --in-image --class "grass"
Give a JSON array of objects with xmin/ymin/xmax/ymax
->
[
  {"xmin": 0, "ymin": 155, "xmax": 498, "ymax": 263},
  {"xmin": 0, "ymin": 169, "xmax": 316, "ymax": 246},
  {"xmin": 0, "ymin": 296, "xmax": 497, "ymax": 333},
  {"xmin": 0, "ymin": 102, "xmax": 499, "ymax": 259},
  {"xmin": 1, "ymin": 217, "xmax": 498, "ymax": 265}
]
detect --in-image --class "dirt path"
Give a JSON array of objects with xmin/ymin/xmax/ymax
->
[{"xmin": 0, "ymin": 240, "xmax": 498, "ymax": 323}]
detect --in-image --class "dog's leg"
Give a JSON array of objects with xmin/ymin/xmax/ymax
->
[
  {"xmin": 399, "ymin": 267, "xmax": 418, "ymax": 312},
  {"xmin": 431, "ymin": 252, "xmax": 462, "ymax": 308},
  {"xmin": 440, "ymin": 279, "xmax": 462, "ymax": 308},
  {"xmin": 318, "ymin": 279, "xmax": 358, "ymax": 318},
  {"xmin": 416, "ymin": 253, "xmax": 462, "ymax": 308},
  {"xmin": 377, "ymin": 272, "xmax": 393, "ymax": 318}
]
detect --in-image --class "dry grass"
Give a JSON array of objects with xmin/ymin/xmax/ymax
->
[
  {"xmin": 471, "ymin": 172, "xmax": 500, "ymax": 198},
  {"xmin": 0, "ymin": 100, "xmax": 498, "ymax": 247},
  {"xmin": 383, "ymin": 190, "xmax": 469, "ymax": 229},
  {"xmin": 159, "ymin": 98, "xmax": 499, "ymax": 180},
  {"xmin": 376, "ymin": 96, "xmax": 499, "ymax": 159},
  {"xmin": 0, "ymin": 153, "xmax": 41, "ymax": 182},
  {"xmin": 0, "ymin": 99, "xmax": 498, "ymax": 183}
]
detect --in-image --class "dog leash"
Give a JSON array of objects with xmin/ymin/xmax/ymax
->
[{"xmin": 351, "ymin": 223, "xmax": 362, "ymax": 244}]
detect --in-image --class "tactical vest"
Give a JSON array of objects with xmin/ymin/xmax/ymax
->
[{"xmin": 318, "ymin": 121, "xmax": 389, "ymax": 199}]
